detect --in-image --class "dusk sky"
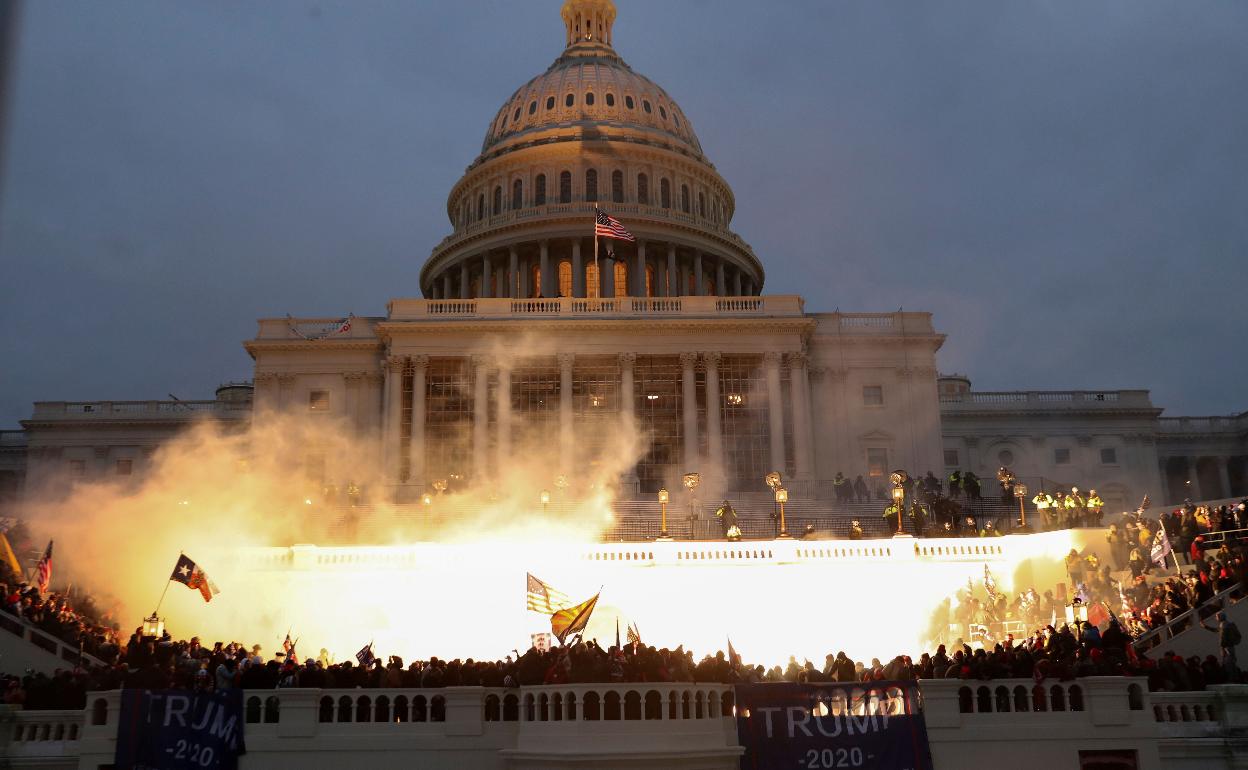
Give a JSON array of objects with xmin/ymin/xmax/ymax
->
[{"xmin": 1, "ymin": 0, "xmax": 1245, "ymax": 427}]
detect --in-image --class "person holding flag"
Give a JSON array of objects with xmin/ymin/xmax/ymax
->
[
  {"xmin": 1151, "ymin": 521, "xmax": 1178, "ymax": 571},
  {"xmin": 32, "ymin": 540, "xmax": 53, "ymax": 593},
  {"xmin": 283, "ymin": 631, "xmax": 299, "ymax": 664}
]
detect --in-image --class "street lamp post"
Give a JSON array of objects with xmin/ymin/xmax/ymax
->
[
  {"xmin": 775, "ymin": 487, "xmax": 789, "ymax": 538},
  {"xmin": 683, "ymin": 472, "xmax": 701, "ymax": 538},
  {"xmin": 657, "ymin": 488, "xmax": 670, "ymax": 540},
  {"xmin": 889, "ymin": 470, "xmax": 908, "ymax": 535},
  {"xmin": 765, "ymin": 471, "xmax": 782, "ymax": 536},
  {"xmin": 1014, "ymin": 482, "xmax": 1028, "ymax": 529}
]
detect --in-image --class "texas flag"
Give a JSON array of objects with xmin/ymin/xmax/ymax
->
[{"xmin": 170, "ymin": 554, "xmax": 220, "ymax": 603}]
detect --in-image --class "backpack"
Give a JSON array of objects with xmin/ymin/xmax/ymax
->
[{"xmin": 1225, "ymin": 622, "xmax": 1242, "ymax": 647}]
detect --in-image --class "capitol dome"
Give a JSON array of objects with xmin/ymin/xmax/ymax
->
[{"xmin": 422, "ymin": 0, "xmax": 763, "ymax": 301}]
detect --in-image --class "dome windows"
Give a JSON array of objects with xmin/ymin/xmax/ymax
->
[
  {"xmin": 605, "ymin": 93, "xmax": 615, "ymax": 107},
  {"xmin": 492, "ymin": 186, "xmax": 503, "ymax": 216},
  {"xmin": 642, "ymin": 100, "xmax": 652, "ymax": 114},
  {"xmin": 535, "ymin": 174, "xmax": 547, "ymax": 206},
  {"xmin": 585, "ymin": 92, "xmax": 595, "ymax": 106},
  {"xmin": 680, "ymin": 184, "xmax": 690, "ymax": 213},
  {"xmin": 528, "ymin": 100, "xmax": 537, "ymax": 115},
  {"xmin": 660, "ymin": 178, "xmax": 671, "ymax": 209},
  {"xmin": 513, "ymin": 106, "xmax": 521, "ymax": 122},
  {"xmin": 565, "ymin": 93, "xmax": 575, "ymax": 107},
  {"xmin": 477, "ymin": 194, "xmax": 485, "ymax": 221},
  {"xmin": 546, "ymin": 96, "xmax": 555, "ymax": 110},
  {"xmin": 698, "ymin": 192, "xmax": 706, "ymax": 218},
  {"xmin": 585, "ymin": 169, "xmax": 598, "ymax": 202},
  {"xmin": 637, "ymin": 173, "xmax": 649, "ymax": 205},
  {"xmin": 559, "ymin": 171, "xmax": 572, "ymax": 203},
  {"xmin": 511, "ymin": 179, "xmax": 523, "ymax": 209},
  {"xmin": 611, "ymin": 170, "xmax": 624, "ymax": 203},
  {"xmin": 659, "ymin": 105, "xmax": 668, "ymax": 120},
  {"xmin": 625, "ymin": 95, "xmax": 635, "ymax": 110}
]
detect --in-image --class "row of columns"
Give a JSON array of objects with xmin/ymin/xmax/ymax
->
[
  {"xmin": 428, "ymin": 238, "xmax": 758, "ymax": 300},
  {"xmin": 380, "ymin": 350, "xmax": 814, "ymax": 490}
]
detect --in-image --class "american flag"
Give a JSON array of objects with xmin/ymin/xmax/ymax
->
[
  {"xmin": 283, "ymin": 632, "xmax": 299, "ymax": 664},
  {"xmin": 594, "ymin": 209, "xmax": 635, "ymax": 242},
  {"xmin": 34, "ymin": 540, "xmax": 52, "ymax": 592},
  {"xmin": 626, "ymin": 622, "xmax": 641, "ymax": 650},
  {"xmin": 355, "ymin": 642, "xmax": 375, "ymax": 666},
  {"xmin": 527, "ymin": 572, "xmax": 572, "ymax": 614}
]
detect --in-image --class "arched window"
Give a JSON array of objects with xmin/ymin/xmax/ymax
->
[
  {"xmin": 606, "ymin": 93, "xmax": 615, "ymax": 107},
  {"xmin": 637, "ymin": 174, "xmax": 649, "ymax": 205},
  {"xmin": 625, "ymin": 95, "xmax": 635, "ymax": 109},
  {"xmin": 477, "ymin": 194, "xmax": 485, "ymax": 220},
  {"xmin": 492, "ymin": 186, "xmax": 502, "ymax": 216},
  {"xmin": 680, "ymin": 184, "xmax": 690, "ymax": 213},
  {"xmin": 611, "ymin": 170, "xmax": 624, "ymax": 203},
  {"xmin": 559, "ymin": 171, "xmax": 572, "ymax": 203},
  {"xmin": 585, "ymin": 92, "xmax": 595, "ymax": 106},
  {"xmin": 586, "ymin": 261, "xmax": 600, "ymax": 298},
  {"xmin": 531, "ymin": 264, "xmax": 541, "ymax": 298},
  {"xmin": 698, "ymin": 192, "xmax": 706, "ymax": 218},
  {"xmin": 614, "ymin": 261, "xmax": 628, "ymax": 298},
  {"xmin": 659, "ymin": 105, "xmax": 668, "ymax": 120},
  {"xmin": 528, "ymin": 100, "xmax": 537, "ymax": 115},
  {"xmin": 585, "ymin": 169, "xmax": 598, "ymax": 202},
  {"xmin": 535, "ymin": 174, "xmax": 547, "ymax": 206},
  {"xmin": 645, "ymin": 264, "xmax": 655, "ymax": 297},
  {"xmin": 642, "ymin": 99, "xmax": 652, "ymax": 113},
  {"xmin": 512, "ymin": 106, "xmax": 521, "ymax": 122},
  {"xmin": 511, "ymin": 179, "xmax": 523, "ymax": 209},
  {"xmin": 546, "ymin": 95, "xmax": 555, "ymax": 110},
  {"xmin": 558, "ymin": 260, "xmax": 572, "ymax": 297},
  {"xmin": 565, "ymin": 93, "xmax": 575, "ymax": 107},
  {"xmin": 660, "ymin": 178, "xmax": 671, "ymax": 209}
]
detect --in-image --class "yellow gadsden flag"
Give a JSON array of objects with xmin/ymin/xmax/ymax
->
[
  {"xmin": 0, "ymin": 531, "xmax": 22, "ymax": 578},
  {"xmin": 550, "ymin": 592, "xmax": 600, "ymax": 645}
]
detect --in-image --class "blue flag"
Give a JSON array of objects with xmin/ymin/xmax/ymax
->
[{"xmin": 115, "ymin": 689, "xmax": 246, "ymax": 770}]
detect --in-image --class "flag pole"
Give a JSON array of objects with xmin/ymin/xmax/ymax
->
[
  {"xmin": 153, "ymin": 550, "xmax": 182, "ymax": 616},
  {"xmin": 593, "ymin": 204, "xmax": 599, "ymax": 274},
  {"xmin": 1161, "ymin": 518, "xmax": 1180, "ymax": 572}
]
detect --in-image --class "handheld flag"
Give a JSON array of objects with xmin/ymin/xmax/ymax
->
[
  {"xmin": 594, "ymin": 209, "xmax": 635, "ymax": 242},
  {"xmin": 626, "ymin": 623, "xmax": 641, "ymax": 651},
  {"xmin": 0, "ymin": 531, "xmax": 22, "ymax": 579},
  {"xmin": 1150, "ymin": 526, "xmax": 1173, "ymax": 569},
  {"xmin": 283, "ymin": 632, "xmax": 299, "ymax": 664},
  {"xmin": 983, "ymin": 564, "xmax": 998, "ymax": 604},
  {"xmin": 527, "ymin": 573, "xmax": 572, "ymax": 614},
  {"xmin": 170, "ymin": 554, "xmax": 219, "ymax": 603},
  {"xmin": 727, "ymin": 638, "xmax": 742, "ymax": 668},
  {"xmin": 355, "ymin": 642, "xmax": 375, "ymax": 666},
  {"xmin": 551, "ymin": 592, "xmax": 600, "ymax": 644},
  {"xmin": 34, "ymin": 540, "xmax": 53, "ymax": 592}
]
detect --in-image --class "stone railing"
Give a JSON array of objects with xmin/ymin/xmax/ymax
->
[
  {"xmin": 383, "ymin": 295, "xmax": 802, "ymax": 322},
  {"xmin": 0, "ymin": 612, "xmax": 106, "ymax": 670},
  {"xmin": 1158, "ymin": 415, "xmax": 1247, "ymax": 435},
  {"xmin": 1150, "ymin": 691, "xmax": 1223, "ymax": 736},
  {"xmin": 29, "ymin": 400, "xmax": 251, "ymax": 419},
  {"xmin": 939, "ymin": 390, "xmax": 1154, "ymax": 409}
]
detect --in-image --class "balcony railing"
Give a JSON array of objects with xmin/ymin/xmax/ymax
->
[
  {"xmin": 940, "ymin": 390, "xmax": 1153, "ymax": 409},
  {"xmin": 29, "ymin": 400, "xmax": 252, "ymax": 420},
  {"xmin": 1158, "ymin": 415, "xmax": 1247, "ymax": 434},
  {"xmin": 384, "ymin": 295, "xmax": 803, "ymax": 322}
]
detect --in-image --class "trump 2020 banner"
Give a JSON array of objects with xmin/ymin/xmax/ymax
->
[
  {"xmin": 735, "ymin": 682, "xmax": 933, "ymax": 770},
  {"xmin": 115, "ymin": 689, "xmax": 247, "ymax": 770}
]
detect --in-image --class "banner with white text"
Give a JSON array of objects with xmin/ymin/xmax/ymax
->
[
  {"xmin": 114, "ymin": 689, "xmax": 246, "ymax": 770},
  {"xmin": 735, "ymin": 682, "xmax": 932, "ymax": 770}
]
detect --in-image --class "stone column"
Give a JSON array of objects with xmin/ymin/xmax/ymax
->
[
  {"xmin": 788, "ymin": 351, "xmax": 813, "ymax": 482},
  {"xmin": 472, "ymin": 356, "xmax": 490, "ymax": 480},
  {"xmin": 343, "ymin": 371, "xmax": 364, "ymax": 436},
  {"xmin": 572, "ymin": 239, "xmax": 585, "ymax": 298},
  {"xmin": 680, "ymin": 352, "xmax": 699, "ymax": 471},
  {"xmin": 559, "ymin": 353, "xmax": 574, "ymax": 473},
  {"xmin": 764, "ymin": 351, "xmax": 786, "ymax": 475},
  {"xmin": 508, "ymin": 246, "xmax": 519, "ymax": 299},
  {"xmin": 442, "ymin": 273, "xmax": 452, "ymax": 301},
  {"xmin": 693, "ymin": 252, "xmax": 704, "ymax": 296},
  {"xmin": 633, "ymin": 241, "xmax": 646, "ymax": 298},
  {"xmin": 703, "ymin": 352, "xmax": 723, "ymax": 471},
  {"xmin": 732, "ymin": 270, "xmax": 743, "ymax": 297},
  {"xmin": 667, "ymin": 244, "xmax": 677, "ymax": 297},
  {"xmin": 408, "ymin": 356, "xmax": 429, "ymax": 489},
  {"xmin": 496, "ymin": 363, "xmax": 512, "ymax": 472},
  {"xmin": 715, "ymin": 258, "xmax": 726, "ymax": 296},
  {"xmin": 459, "ymin": 262, "xmax": 470, "ymax": 299},
  {"xmin": 539, "ymin": 241, "xmax": 551, "ymax": 298},
  {"xmin": 618, "ymin": 353, "xmax": 636, "ymax": 431},
  {"xmin": 602, "ymin": 254, "xmax": 615, "ymax": 298},
  {"xmin": 481, "ymin": 254, "xmax": 493, "ymax": 298},
  {"xmin": 384, "ymin": 356, "xmax": 405, "ymax": 485},
  {"xmin": 1218, "ymin": 457, "xmax": 1233, "ymax": 500}
]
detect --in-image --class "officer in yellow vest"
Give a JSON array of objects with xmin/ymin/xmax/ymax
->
[
  {"xmin": 883, "ymin": 502, "xmax": 901, "ymax": 534},
  {"xmin": 1033, "ymin": 491, "xmax": 1056, "ymax": 531},
  {"xmin": 1086, "ymin": 490, "xmax": 1104, "ymax": 526},
  {"xmin": 1068, "ymin": 487, "xmax": 1087, "ymax": 527}
]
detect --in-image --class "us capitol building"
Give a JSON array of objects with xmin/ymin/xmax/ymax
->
[{"xmin": 3, "ymin": 0, "xmax": 1245, "ymax": 517}]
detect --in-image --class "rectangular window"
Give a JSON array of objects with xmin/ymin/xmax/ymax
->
[
  {"xmin": 866, "ymin": 448, "xmax": 888, "ymax": 477},
  {"xmin": 862, "ymin": 385, "xmax": 884, "ymax": 406},
  {"xmin": 68, "ymin": 460, "xmax": 85, "ymax": 478},
  {"xmin": 943, "ymin": 449, "xmax": 959, "ymax": 467},
  {"xmin": 1055, "ymin": 448, "xmax": 1071, "ymax": 464},
  {"xmin": 309, "ymin": 390, "xmax": 329, "ymax": 411},
  {"xmin": 1100, "ymin": 447, "xmax": 1118, "ymax": 465},
  {"xmin": 116, "ymin": 458, "xmax": 132, "ymax": 476}
]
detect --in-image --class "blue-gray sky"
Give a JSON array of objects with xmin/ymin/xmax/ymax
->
[{"xmin": 1, "ymin": 0, "xmax": 1246, "ymax": 426}]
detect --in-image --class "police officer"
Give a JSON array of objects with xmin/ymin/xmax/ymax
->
[
  {"xmin": 1032, "ymin": 490, "xmax": 1055, "ymax": 531},
  {"xmin": 1086, "ymin": 489, "xmax": 1104, "ymax": 526}
]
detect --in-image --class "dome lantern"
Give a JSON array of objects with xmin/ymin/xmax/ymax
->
[{"xmin": 561, "ymin": 0, "xmax": 616, "ymax": 48}]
